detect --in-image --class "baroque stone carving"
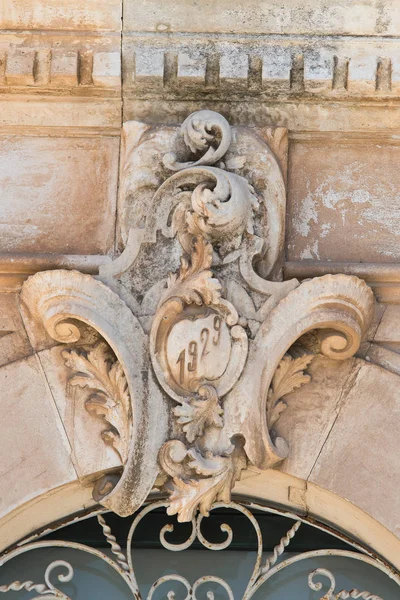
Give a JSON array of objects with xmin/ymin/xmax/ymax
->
[
  {"xmin": 19, "ymin": 269, "xmax": 168, "ymax": 517},
  {"xmin": 19, "ymin": 110, "xmax": 375, "ymax": 522},
  {"xmin": 63, "ymin": 342, "xmax": 131, "ymax": 463}
]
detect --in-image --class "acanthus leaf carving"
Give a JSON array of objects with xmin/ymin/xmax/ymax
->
[
  {"xmin": 174, "ymin": 385, "xmax": 224, "ymax": 443},
  {"xmin": 267, "ymin": 354, "xmax": 314, "ymax": 427},
  {"xmin": 161, "ymin": 439, "xmax": 247, "ymax": 522},
  {"xmin": 163, "ymin": 236, "xmax": 221, "ymax": 306},
  {"xmin": 19, "ymin": 269, "xmax": 168, "ymax": 517},
  {"xmin": 63, "ymin": 341, "xmax": 131, "ymax": 463}
]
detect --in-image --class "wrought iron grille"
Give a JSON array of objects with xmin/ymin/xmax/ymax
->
[{"xmin": 0, "ymin": 500, "xmax": 399, "ymax": 599}]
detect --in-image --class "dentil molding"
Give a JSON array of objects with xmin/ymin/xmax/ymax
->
[{"xmin": 19, "ymin": 110, "xmax": 374, "ymax": 522}]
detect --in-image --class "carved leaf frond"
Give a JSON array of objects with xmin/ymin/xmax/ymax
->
[
  {"xmin": 268, "ymin": 354, "xmax": 314, "ymax": 427},
  {"xmin": 163, "ymin": 236, "xmax": 221, "ymax": 306},
  {"xmin": 63, "ymin": 342, "xmax": 131, "ymax": 463},
  {"xmin": 63, "ymin": 343, "xmax": 113, "ymax": 395},
  {"xmin": 166, "ymin": 444, "xmax": 247, "ymax": 522},
  {"xmin": 174, "ymin": 385, "xmax": 224, "ymax": 443}
]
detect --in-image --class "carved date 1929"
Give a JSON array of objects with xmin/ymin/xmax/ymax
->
[{"xmin": 168, "ymin": 313, "xmax": 230, "ymax": 391}]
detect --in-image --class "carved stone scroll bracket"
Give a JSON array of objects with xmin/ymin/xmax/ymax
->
[
  {"xmin": 19, "ymin": 269, "xmax": 168, "ymax": 517},
  {"xmin": 222, "ymin": 273, "xmax": 375, "ymax": 471}
]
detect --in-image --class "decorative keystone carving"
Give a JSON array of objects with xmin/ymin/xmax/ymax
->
[{"xmin": 19, "ymin": 111, "xmax": 375, "ymax": 523}]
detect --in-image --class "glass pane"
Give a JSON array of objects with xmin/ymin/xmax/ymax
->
[
  {"xmin": 1, "ymin": 548, "xmax": 398, "ymax": 599},
  {"xmin": 0, "ymin": 548, "xmax": 133, "ymax": 600}
]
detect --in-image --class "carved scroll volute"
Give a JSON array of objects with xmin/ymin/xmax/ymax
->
[
  {"xmin": 19, "ymin": 270, "xmax": 168, "ymax": 516},
  {"xmin": 223, "ymin": 274, "xmax": 375, "ymax": 469}
]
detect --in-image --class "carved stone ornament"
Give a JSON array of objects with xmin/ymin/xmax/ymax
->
[{"xmin": 19, "ymin": 110, "xmax": 375, "ymax": 522}]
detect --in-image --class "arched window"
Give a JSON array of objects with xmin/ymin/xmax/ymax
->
[{"xmin": 1, "ymin": 499, "xmax": 399, "ymax": 599}]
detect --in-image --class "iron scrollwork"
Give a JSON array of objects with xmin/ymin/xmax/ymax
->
[{"xmin": 0, "ymin": 500, "xmax": 396, "ymax": 599}]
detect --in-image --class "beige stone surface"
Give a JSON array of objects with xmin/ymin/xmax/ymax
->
[
  {"xmin": 92, "ymin": 51, "xmax": 121, "ymax": 87},
  {"xmin": 366, "ymin": 344, "xmax": 400, "ymax": 377},
  {"xmin": 126, "ymin": 0, "xmax": 400, "ymax": 36},
  {"xmin": 0, "ymin": 136, "xmax": 119, "ymax": 254},
  {"xmin": 235, "ymin": 471, "xmax": 400, "ymax": 572},
  {"xmin": 374, "ymin": 305, "xmax": 400, "ymax": 344},
  {"xmin": 274, "ymin": 356, "xmax": 357, "ymax": 479},
  {"xmin": 287, "ymin": 140, "xmax": 400, "ymax": 263},
  {"xmin": 50, "ymin": 50, "xmax": 78, "ymax": 86},
  {"xmin": 0, "ymin": 481, "xmax": 95, "ymax": 554},
  {"xmin": 1, "ymin": 1, "xmax": 122, "ymax": 31},
  {"xmin": 5, "ymin": 48, "xmax": 35, "ymax": 86},
  {"xmin": 0, "ymin": 293, "xmax": 32, "ymax": 367},
  {"xmin": 0, "ymin": 354, "xmax": 76, "ymax": 519},
  {"xmin": 126, "ymin": 101, "xmax": 400, "ymax": 134},
  {"xmin": 0, "ymin": 0, "xmax": 399, "ymax": 569},
  {"xmin": 0, "ymin": 98, "xmax": 121, "ymax": 130},
  {"xmin": 124, "ymin": 33, "xmax": 400, "ymax": 97},
  {"xmin": 309, "ymin": 361, "xmax": 400, "ymax": 535}
]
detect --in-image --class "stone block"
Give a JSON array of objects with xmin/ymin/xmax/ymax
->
[
  {"xmin": 0, "ymin": 355, "xmax": 76, "ymax": 519},
  {"xmin": 92, "ymin": 52, "xmax": 121, "ymax": 87},
  {"xmin": 5, "ymin": 49, "xmax": 35, "ymax": 86},
  {"xmin": 125, "ymin": 0, "xmax": 400, "ymax": 36},
  {"xmin": 0, "ymin": 293, "xmax": 32, "ymax": 367},
  {"xmin": 274, "ymin": 355, "xmax": 357, "ymax": 479},
  {"xmin": 0, "ymin": 96, "xmax": 121, "ymax": 129},
  {"xmin": 134, "ymin": 47, "xmax": 164, "ymax": 78},
  {"xmin": 374, "ymin": 305, "xmax": 400, "ymax": 343},
  {"xmin": 309, "ymin": 361, "xmax": 400, "ymax": 536},
  {"xmin": 1, "ymin": 0, "xmax": 122, "ymax": 31},
  {"xmin": 287, "ymin": 139, "xmax": 400, "ymax": 263},
  {"xmin": 177, "ymin": 52, "xmax": 206, "ymax": 79},
  {"xmin": 366, "ymin": 344, "xmax": 400, "ymax": 377},
  {"xmin": 51, "ymin": 50, "xmax": 78, "ymax": 86},
  {"xmin": 0, "ymin": 136, "xmax": 119, "ymax": 254}
]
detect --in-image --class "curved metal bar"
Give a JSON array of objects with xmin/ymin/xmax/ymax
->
[
  {"xmin": 308, "ymin": 568, "xmax": 383, "ymax": 600},
  {"xmin": 244, "ymin": 549, "xmax": 400, "ymax": 599},
  {"xmin": 1, "ymin": 500, "xmax": 399, "ymax": 600},
  {"xmin": 0, "ymin": 560, "xmax": 73, "ymax": 599},
  {"xmin": 147, "ymin": 574, "xmax": 191, "ymax": 600},
  {"xmin": 0, "ymin": 540, "xmax": 138, "ymax": 598},
  {"xmin": 192, "ymin": 576, "xmax": 235, "ymax": 600},
  {"xmin": 198, "ymin": 501, "xmax": 264, "ymax": 595}
]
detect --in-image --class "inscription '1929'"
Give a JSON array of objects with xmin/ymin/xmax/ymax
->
[
  {"xmin": 167, "ymin": 313, "xmax": 231, "ymax": 391},
  {"xmin": 176, "ymin": 316, "xmax": 222, "ymax": 384}
]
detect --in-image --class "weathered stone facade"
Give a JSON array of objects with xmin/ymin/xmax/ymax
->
[{"xmin": 0, "ymin": 0, "xmax": 400, "ymax": 578}]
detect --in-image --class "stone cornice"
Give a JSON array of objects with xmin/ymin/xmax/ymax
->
[{"xmin": 125, "ymin": 33, "xmax": 400, "ymax": 101}]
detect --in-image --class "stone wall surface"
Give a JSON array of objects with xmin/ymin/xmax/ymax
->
[{"xmin": 0, "ymin": 0, "xmax": 399, "ymax": 573}]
